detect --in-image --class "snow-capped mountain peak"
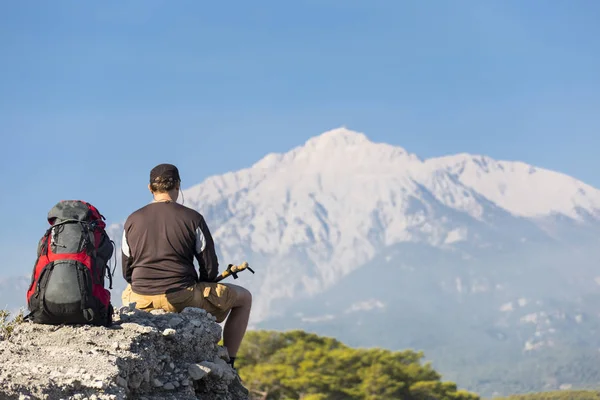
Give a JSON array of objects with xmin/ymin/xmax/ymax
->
[
  {"xmin": 304, "ymin": 126, "xmax": 370, "ymax": 148},
  {"xmin": 182, "ymin": 129, "xmax": 600, "ymax": 265},
  {"xmin": 252, "ymin": 127, "xmax": 419, "ymax": 174},
  {"xmin": 427, "ymin": 153, "xmax": 600, "ymax": 220}
]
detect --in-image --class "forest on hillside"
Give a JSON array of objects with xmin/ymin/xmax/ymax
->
[
  {"xmin": 493, "ymin": 391, "xmax": 600, "ymax": 400},
  {"xmin": 236, "ymin": 329, "xmax": 480, "ymax": 400}
]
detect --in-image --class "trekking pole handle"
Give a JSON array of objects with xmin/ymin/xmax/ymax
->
[{"xmin": 214, "ymin": 261, "xmax": 254, "ymax": 282}]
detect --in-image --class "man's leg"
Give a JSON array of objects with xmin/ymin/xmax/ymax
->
[
  {"xmin": 121, "ymin": 284, "xmax": 133, "ymax": 307},
  {"xmin": 187, "ymin": 282, "xmax": 252, "ymax": 367},
  {"xmin": 221, "ymin": 283, "xmax": 252, "ymax": 360},
  {"xmin": 121, "ymin": 283, "xmax": 156, "ymax": 311}
]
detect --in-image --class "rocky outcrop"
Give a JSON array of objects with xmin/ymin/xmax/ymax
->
[{"xmin": 0, "ymin": 305, "xmax": 249, "ymax": 400}]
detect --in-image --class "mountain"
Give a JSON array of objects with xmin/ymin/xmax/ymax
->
[
  {"xmin": 149, "ymin": 127, "xmax": 600, "ymax": 324},
  {"xmin": 174, "ymin": 128, "xmax": 600, "ymax": 397},
  {"xmin": 5, "ymin": 127, "xmax": 600, "ymax": 397}
]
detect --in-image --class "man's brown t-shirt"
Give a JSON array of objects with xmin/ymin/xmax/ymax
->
[{"xmin": 121, "ymin": 201, "xmax": 219, "ymax": 295}]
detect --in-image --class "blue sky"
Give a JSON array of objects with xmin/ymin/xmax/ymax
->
[{"xmin": 1, "ymin": 1, "xmax": 599, "ymax": 275}]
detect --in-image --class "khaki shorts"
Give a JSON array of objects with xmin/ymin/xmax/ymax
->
[{"xmin": 121, "ymin": 282, "xmax": 238, "ymax": 323}]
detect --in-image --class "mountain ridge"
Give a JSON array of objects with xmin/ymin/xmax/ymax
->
[{"xmin": 185, "ymin": 127, "xmax": 600, "ymax": 222}]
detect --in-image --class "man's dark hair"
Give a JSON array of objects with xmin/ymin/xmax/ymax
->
[{"xmin": 149, "ymin": 163, "xmax": 181, "ymax": 193}]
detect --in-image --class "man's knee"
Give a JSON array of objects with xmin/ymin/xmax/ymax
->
[
  {"xmin": 229, "ymin": 284, "xmax": 252, "ymax": 308},
  {"xmin": 240, "ymin": 286, "xmax": 252, "ymax": 306}
]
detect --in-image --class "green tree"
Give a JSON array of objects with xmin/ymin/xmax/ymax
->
[{"xmin": 236, "ymin": 330, "xmax": 480, "ymax": 400}]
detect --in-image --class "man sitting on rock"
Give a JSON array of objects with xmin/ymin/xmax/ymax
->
[{"xmin": 120, "ymin": 163, "xmax": 252, "ymax": 369}]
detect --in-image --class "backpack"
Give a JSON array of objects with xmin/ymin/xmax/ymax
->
[{"xmin": 26, "ymin": 200, "xmax": 115, "ymax": 327}]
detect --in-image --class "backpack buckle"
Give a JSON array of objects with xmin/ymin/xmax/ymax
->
[{"xmin": 82, "ymin": 308, "xmax": 95, "ymax": 322}]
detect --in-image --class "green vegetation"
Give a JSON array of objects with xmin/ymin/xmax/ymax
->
[
  {"xmin": 0, "ymin": 308, "xmax": 25, "ymax": 340},
  {"xmin": 493, "ymin": 390, "xmax": 600, "ymax": 400},
  {"xmin": 236, "ymin": 329, "xmax": 480, "ymax": 400}
]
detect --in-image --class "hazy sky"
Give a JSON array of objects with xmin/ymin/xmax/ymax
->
[{"xmin": 1, "ymin": 1, "xmax": 599, "ymax": 275}]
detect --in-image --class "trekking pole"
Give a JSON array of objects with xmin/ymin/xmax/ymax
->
[{"xmin": 214, "ymin": 261, "xmax": 255, "ymax": 282}]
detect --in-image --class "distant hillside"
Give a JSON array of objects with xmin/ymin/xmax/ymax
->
[{"xmin": 493, "ymin": 390, "xmax": 600, "ymax": 400}]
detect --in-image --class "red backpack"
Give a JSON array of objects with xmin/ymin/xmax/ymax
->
[{"xmin": 26, "ymin": 200, "xmax": 115, "ymax": 326}]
